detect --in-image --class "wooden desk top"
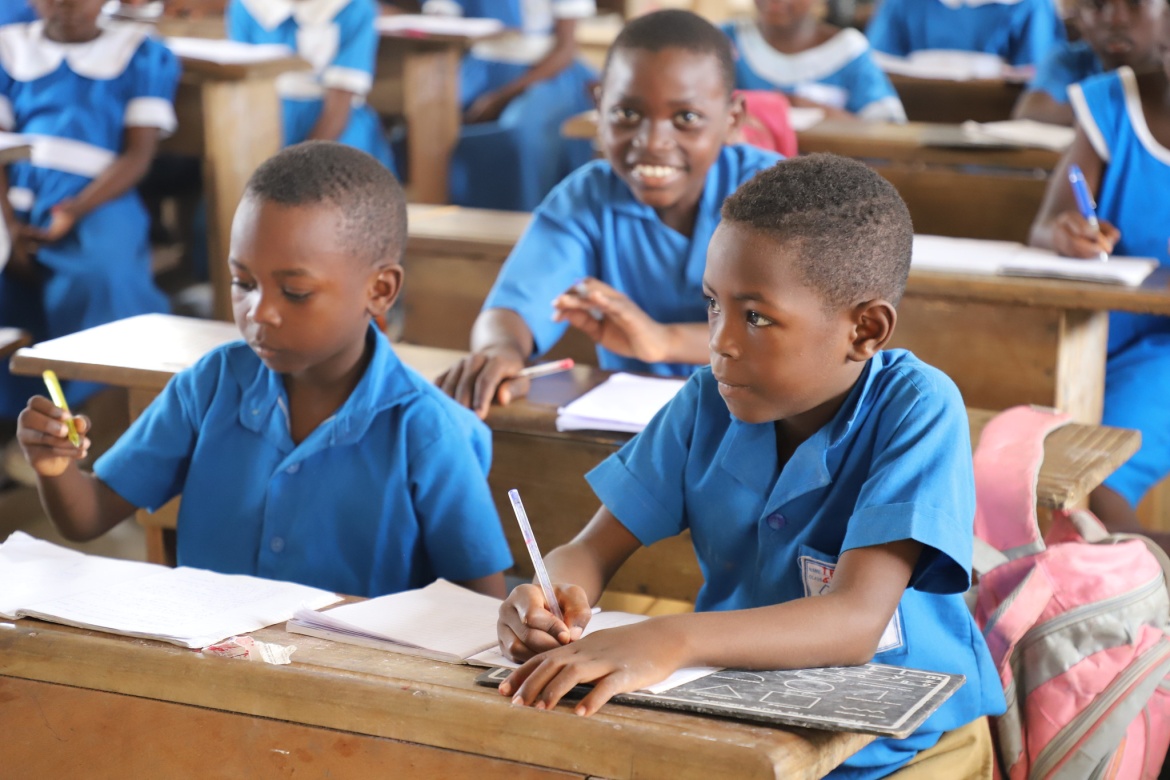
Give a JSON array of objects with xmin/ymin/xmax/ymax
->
[
  {"xmin": 407, "ymin": 203, "xmax": 532, "ymax": 254},
  {"xmin": 177, "ymin": 54, "xmax": 309, "ymax": 82},
  {"xmin": 9, "ymin": 314, "xmax": 1139, "ymax": 510},
  {"xmin": 0, "ymin": 328, "xmax": 31, "ymax": 360},
  {"xmin": 0, "ymin": 618, "xmax": 872, "ymax": 779}
]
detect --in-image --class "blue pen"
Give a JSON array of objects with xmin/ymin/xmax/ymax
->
[{"xmin": 1067, "ymin": 164, "xmax": 1108, "ymax": 262}]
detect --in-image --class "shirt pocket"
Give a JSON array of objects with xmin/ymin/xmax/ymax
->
[{"xmin": 797, "ymin": 544, "xmax": 908, "ymax": 658}]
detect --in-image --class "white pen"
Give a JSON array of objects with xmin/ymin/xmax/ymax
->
[
  {"xmin": 508, "ymin": 488, "xmax": 565, "ymax": 624},
  {"xmin": 516, "ymin": 358, "xmax": 574, "ymax": 380}
]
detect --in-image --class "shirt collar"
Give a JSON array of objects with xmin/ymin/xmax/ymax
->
[
  {"xmin": 238, "ymin": 0, "xmax": 352, "ymax": 30},
  {"xmin": 718, "ymin": 354, "xmax": 884, "ymax": 504},
  {"xmin": 0, "ymin": 19, "xmax": 148, "ymax": 82},
  {"xmin": 237, "ymin": 324, "xmax": 420, "ymax": 452}
]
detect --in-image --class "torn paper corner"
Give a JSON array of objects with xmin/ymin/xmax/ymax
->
[{"xmin": 202, "ymin": 635, "xmax": 296, "ymax": 665}]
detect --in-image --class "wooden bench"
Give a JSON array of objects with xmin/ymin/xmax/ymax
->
[{"xmin": 9, "ymin": 314, "xmax": 1141, "ymax": 602}]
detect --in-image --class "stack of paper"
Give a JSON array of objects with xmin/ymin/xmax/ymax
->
[
  {"xmin": 959, "ymin": 120, "xmax": 1076, "ymax": 151},
  {"xmin": 912, "ymin": 235, "xmax": 1159, "ymax": 286},
  {"xmin": 287, "ymin": 579, "xmax": 717, "ymax": 693},
  {"xmin": 375, "ymin": 15, "xmax": 504, "ymax": 38},
  {"xmin": 873, "ymin": 49, "xmax": 1006, "ymax": 81},
  {"xmin": 556, "ymin": 373, "xmax": 687, "ymax": 433},
  {"xmin": 165, "ymin": 37, "xmax": 295, "ymax": 65},
  {"xmin": 787, "ymin": 107, "xmax": 826, "ymax": 132},
  {"xmin": 0, "ymin": 532, "xmax": 340, "ymax": 648}
]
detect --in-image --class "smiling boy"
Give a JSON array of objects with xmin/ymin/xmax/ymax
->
[
  {"xmin": 17, "ymin": 142, "xmax": 511, "ymax": 599},
  {"xmin": 496, "ymin": 155, "xmax": 1005, "ymax": 778},
  {"xmin": 438, "ymin": 9, "xmax": 781, "ymax": 418}
]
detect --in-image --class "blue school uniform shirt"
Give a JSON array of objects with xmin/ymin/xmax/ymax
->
[
  {"xmin": 867, "ymin": 0, "xmax": 1064, "ymax": 67},
  {"xmin": 0, "ymin": 20, "xmax": 177, "ymax": 417},
  {"xmin": 227, "ymin": 0, "xmax": 395, "ymax": 171},
  {"xmin": 0, "ymin": 2, "xmax": 36, "ymax": 26},
  {"xmin": 1029, "ymin": 39, "xmax": 1103, "ymax": 103},
  {"xmin": 723, "ymin": 22, "xmax": 906, "ymax": 123},
  {"xmin": 587, "ymin": 350, "xmax": 1004, "ymax": 779},
  {"xmin": 93, "ymin": 326, "xmax": 514, "ymax": 597},
  {"xmin": 1069, "ymin": 67, "xmax": 1170, "ymax": 506},
  {"xmin": 483, "ymin": 144, "xmax": 783, "ymax": 375}
]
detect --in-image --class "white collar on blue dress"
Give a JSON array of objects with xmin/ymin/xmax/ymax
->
[
  {"xmin": 934, "ymin": 0, "xmax": 1027, "ymax": 8},
  {"xmin": 237, "ymin": 0, "xmax": 353, "ymax": 31},
  {"xmin": 734, "ymin": 22, "xmax": 869, "ymax": 85},
  {"xmin": 0, "ymin": 20, "xmax": 148, "ymax": 82}
]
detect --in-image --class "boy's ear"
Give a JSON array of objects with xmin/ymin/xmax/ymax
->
[
  {"xmin": 367, "ymin": 263, "xmax": 404, "ymax": 318},
  {"xmin": 590, "ymin": 82, "xmax": 602, "ymax": 110},
  {"xmin": 726, "ymin": 91, "xmax": 747, "ymax": 137},
  {"xmin": 847, "ymin": 299, "xmax": 896, "ymax": 361}
]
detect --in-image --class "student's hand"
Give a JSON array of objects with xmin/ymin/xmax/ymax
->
[
  {"xmin": 1051, "ymin": 211, "xmax": 1120, "ymax": 259},
  {"xmin": 436, "ymin": 346, "xmax": 530, "ymax": 419},
  {"xmin": 553, "ymin": 278, "xmax": 672, "ymax": 363},
  {"xmin": 463, "ymin": 89, "xmax": 514, "ymax": 124},
  {"xmin": 498, "ymin": 582, "xmax": 592, "ymax": 662},
  {"xmin": 16, "ymin": 396, "xmax": 92, "ymax": 478},
  {"xmin": 25, "ymin": 201, "xmax": 79, "ymax": 245},
  {"xmin": 499, "ymin": 618, "xmax": 688, "ymax": 716}
]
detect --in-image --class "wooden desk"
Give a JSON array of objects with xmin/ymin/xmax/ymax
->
[
  {"xmin": 0, "ymin": 328, "xmax": 31, "ymax": 360},
  {"xmin": 9, "ymin": 314, "xmax": 1141, "ymax": 594},
  {"xmin": 888, "ymin": 74, "xmax": 1024, "ymax": 124},
  {"xmin": 1, "ymin": 619, "xmax": 871, "ymax": 779},
  {"xmin": 161, "ymin": 53, "xmax": 309, "ymax": 321},
  {"xmin": 561, "ymin": 114, "xmax": 1053, "ymax": 242}
]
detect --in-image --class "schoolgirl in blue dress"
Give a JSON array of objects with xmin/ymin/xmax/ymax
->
[
  {"xmin": 227, "ymin": 0, "xmax": 395, "ymax": 172},
  {"xmin": 0, "ymin": 8, "xmax": 178, "ymax": 419},
  {"xmin": 422, "ymin": 0, "xmax": 597, "ymax": 210},
  {"xmin": 1013, "ymin": 0, "xmax": 1162, "ymax": 126},
  {"xmin": 723, "ymin": 0, "xmax": 905, "ymax": 123},
  {"xmin": 1028, "ymin": 31, "xmax": 1170, "ymax": 546},
  {"xmin": 867, "ymin": 0, "xmax": 1064, "ymax": 67}
]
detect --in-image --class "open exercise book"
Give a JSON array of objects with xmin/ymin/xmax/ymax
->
[
  {"xmin": 556, "ymin": 373, "xmax": 687, "ymax": 434},
  {"xmin": 0, "ymin": 532, "xmax": 340, "ymax": 648},
  {"xmin": 287, "ymin": 579, "xmax": 718, "ymax": 694},
  {"xmin": 912, "ymin": 235, "xmax": 1159, "ymax": 286}
]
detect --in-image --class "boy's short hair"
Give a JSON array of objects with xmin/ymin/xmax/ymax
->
[
  {"xmin": 245, "ymin": 141, "xmax": 407, "ymax": 266},
  {"xmin": 722, "ymin": 154, "xmax": 913, "ymax": 308},
  {"xmin": 603, "ymin": 9, "xmax": 736, "ymax": 96}
]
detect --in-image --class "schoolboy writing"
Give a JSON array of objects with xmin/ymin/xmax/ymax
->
[
  {"xmin": 496, "ymin": 156, "xmax": 1005, "ymax": 778},
  {"xmin": 1013, "ymin": 0, "xmax": 1163, "ymax": 126},
  {"xmin": 0, "ymin": 0, "xmax": 177, "ymax": 422},
  {"xmin": 17, "ymin": 142, "xmax": 512, "ymax": 599},
  {"xmin": 438, "ymin": 10, "xmax": 782, "ymax": 419},
  {"xmin": 722, "ymin": 0, "xmax": 907, "ymax": 123},
  {"xmin": 1028, "ymin": 3, "xmax": 1170, "ymax": 551}
]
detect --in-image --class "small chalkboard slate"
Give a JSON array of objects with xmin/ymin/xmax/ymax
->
[{"xmin": 476, "ymin": 663, "xmax": 963, "ymax": 739}]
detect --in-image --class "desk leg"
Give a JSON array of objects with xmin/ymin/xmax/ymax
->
[
  {"xmin": 200, "ymin": 78, "xmax": 283, "ymax": 321},
  {"xmin": 894, "ymin": 300, "xmax": 1108, "ymax": 424},
  {"xmin": 403, "ymin": 48, "xmax": 460, "ymax": 204},
  {"xmin": 129, "ymin": 388, "xmax": 177, "ymax": 566}
]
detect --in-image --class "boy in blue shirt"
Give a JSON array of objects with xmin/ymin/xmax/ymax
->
[
  {"xmin": 1013, "ymin": 0, "xmax": 1163, "ymax": 125},
  {"xmin": 496, "ymin": 155, "xmax": 1005, "ymax": 778},
  {"xmin": 16, "ymin": 142, "xmax": 512, "ymax": 599},
  {"xmin": 438, "ymin": 10, "xmax": 782, "ymax": 419}
]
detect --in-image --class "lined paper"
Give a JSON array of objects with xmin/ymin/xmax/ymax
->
[{"xmin": 556, "ymin": 373, "xmax": 687, "ymax": 434}]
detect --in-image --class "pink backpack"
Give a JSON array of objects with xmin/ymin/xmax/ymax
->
[{"xmin": 971, "ymin": 406, "xmax": 1170, "ymax": 779}]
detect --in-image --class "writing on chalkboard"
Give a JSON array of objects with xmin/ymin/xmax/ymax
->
[{"xmin": 477, "ymin": 663, "xmax": 964, "ymax": 739}]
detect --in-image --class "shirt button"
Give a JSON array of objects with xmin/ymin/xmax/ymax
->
[
  {"xmin": 766, "ymin": 512, "xmax": 786, "ymax": 530},
  {"xmin": 285, "ymin": 463, "xmax": 300, "ymax": 474},
  {"xmin": 270, "ymin": 536, "xmax": 285, "ymax": 553},
  {"xmin": 251, "ymin": 409, "xmax": 260, "ymax": 415}
]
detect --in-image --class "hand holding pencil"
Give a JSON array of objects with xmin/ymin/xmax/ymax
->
[{"xmin": 16, "ymin": 380, "xmax": 92, "ymax": 478}]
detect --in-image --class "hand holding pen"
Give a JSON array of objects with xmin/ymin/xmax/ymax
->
[{"xmin": 1061, "ymin": 164, "xmax": 1119, "ymax": 262}]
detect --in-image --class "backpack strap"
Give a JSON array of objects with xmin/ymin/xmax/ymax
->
[{"xmin": 973, "ymin": 406, "xmax": 1072, "ymax": 563}]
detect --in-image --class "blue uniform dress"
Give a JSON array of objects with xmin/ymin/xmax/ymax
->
[
  {"xmin": 483, "ymin": 144, "xmax": 782, "ymax": 375},
  {"xmin": 866, "ymin": 0, "xmax": 1064, "ymax": 67},
  {"xmin": 1028, "ymin": 39, "xmax": 1102, "ymax": 104},
  {"xmin": 422, "ymin": 0, "xmax": 597, "ymax": 211},
  {"xmin": 94, "ymin": 326, "xmax": 514, "ymax": 597},
  {"xmin": 0, "ymin": 20, "xmax": 177, "ymax": 418},
  {"xmin": 0, "ymin": 2, "xmax": 36, "ymax": 26},
  {"xmin": 227, "ymin": 0, "xmax": 395, "ymax": 172},
  {"xmin": 587, "ymin": 350, "xmax": 1005, "ymax": 779},
  {"xmin": 722, "ymin": 22, "xmax": 906, "ymax": 123},
  {"xmin": 1069, "ymin": 66, "xmax": 1170, "ymax": 507}
]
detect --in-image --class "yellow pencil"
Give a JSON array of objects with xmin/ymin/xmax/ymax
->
[{"xmin": 42, "ymin": 370, "xmax": 80, "ymax": 447}]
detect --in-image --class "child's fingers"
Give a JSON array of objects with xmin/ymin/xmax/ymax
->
[
  {"xmin": 557, "ymin": 586, "xmax": 592, "ymax": 641},
  {"xmin": 574, "ymin": 673, "xmax": 628, "ymax": 717},
  {"xmin": 72, "ymin": 415, "xmax": 92, "ymax": 436},
  {"xmin": 496, "ymin": 374, "xmax": 530, "ymax": 406}
]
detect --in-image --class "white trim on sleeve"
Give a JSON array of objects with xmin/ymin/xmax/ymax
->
[
  {"xmin": 321, "ymin": 65, "xmax": 372, "ymax": 96},
  {"xmin": 124, "ymin": 96, "xmax": 177, "ymax": 137},
  {"xmin": 858, "ymin": 95, "xmax": 908, "ymax": 124},
  {"xmin": 552, "ymin": 0, "xmax": 597, "ymax": 19},
  {"xmin": 1068, "ymin": 81, "xmax": 1110, "ymax": 164}
]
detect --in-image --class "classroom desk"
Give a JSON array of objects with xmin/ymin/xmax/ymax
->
[
  {"xmin": 0, "ymin": 328, "xmax": 31, "ymax": 361},
  {"xmin": 8, "ymin": 314, "xmax": 1141, "ymax": 595},
  {"xmin": 161, "ymin": 52, "xmax": 309, "ymax": 322},
  {"xmin": 888, "ymin": 74, "xmax": 1024, "ymax": 124},
  {"xmin": 560, "ymin": 113, "xmax": 1054, "ymax": 242},
  {"xmin": 0, "ymin": 618, "xmax": 871, "ymax": 779}
]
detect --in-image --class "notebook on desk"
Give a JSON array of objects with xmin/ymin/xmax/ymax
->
[
  {"xmin": 556, "ymin": 373, "xmax": 687, "ymax": 434},
  {"xmin": 165, "ymin": 37, "xmax": 295, "ymax": 65},
  {"xmin": 375, "ymin": 14, "xmax": 504, "ymax": 38},
  {"xmin": 912, "ymin": 235, "xmax": 1159, "ymax": 286}
]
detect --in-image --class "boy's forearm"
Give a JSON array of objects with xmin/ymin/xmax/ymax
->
[
  {"xmin": 307, "ymin": 89, "xmax": 354, "ymax": 142},
  {"xmin": 37, "ymin": 468, "xmax": 135, "ymax": 542},
  {"xmin": 545, "ymin": 542, "xmax": 613, "ymax": 606},
  {"xmin": 69, "ymin": 134, "xmax": 158, "ymax": 219},
  {"xmin": 661, "ymin": 322, "xmax": 711, "ymax": 364},
  {"xmin": 470, "ymin": 308, "xmax": 535, "ymax": 360}
]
